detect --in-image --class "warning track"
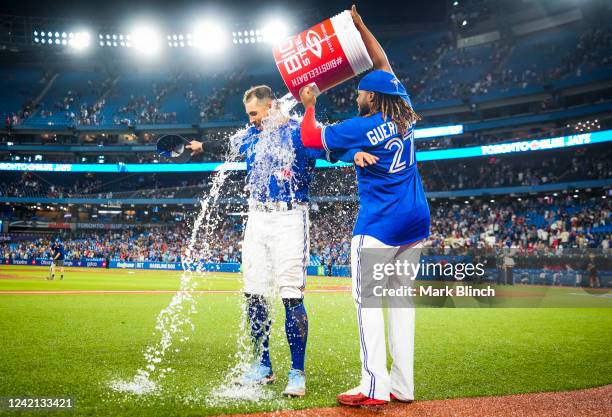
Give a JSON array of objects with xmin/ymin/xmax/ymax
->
[{"xmin": 221, "ymin": 384, "xmax": 612, "ymax": 417}]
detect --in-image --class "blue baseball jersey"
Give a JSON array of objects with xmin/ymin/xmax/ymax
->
[
  {"xmin": 235, "ymin": 119, "xmax": 357, "ymax": 203},
  {"xmin": 53, "ymin": 242, "xmax": 65, "ymax": 260},
  {"xmin": 321, "ymin": 112, "xmax": 430, "ymax": 246}
]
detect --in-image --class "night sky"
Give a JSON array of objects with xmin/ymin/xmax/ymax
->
[{"xmin": 2, "ymin": 0, "xmax": 447, "ymax": 26}]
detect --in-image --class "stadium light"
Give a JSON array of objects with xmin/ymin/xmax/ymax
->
[
  {"xmin": 69, "ymin": 31, "xmax": 91, "ymax": 51},
  {"xmin": 130, "ymin": 25, "xmax": 161, "ymax": 56},
  {"xmin": 192, "ymin": 22, "xmax": 226, "ymax": 54},
  {"xmin": 261, "ymin": 20, "xmax": 288, "ymax": 44}
]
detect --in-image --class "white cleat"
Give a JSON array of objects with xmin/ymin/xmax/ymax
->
[{"xmin": 282, "ymin": 369, "xmax": 306, "ymax": 397}]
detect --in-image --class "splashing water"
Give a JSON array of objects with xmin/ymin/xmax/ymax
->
[
  {"xmin": 277, "ymin": 92, "xmax": 299, "ymax": 116},
  {"xmin": 110, "ymin": 92, "xmax": 302, "ymax": 401},
  {"xmin": 207, "ymin": 93, "xmax": 303, "ymax": 403},
  {"xmin": 109, "ymin": 133, "xmax": 244, "ymax": 395}
]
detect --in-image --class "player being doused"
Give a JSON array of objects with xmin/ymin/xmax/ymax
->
[{"xmin": 187, "ymin": 86, "xmax": 375, "ymax": 397}]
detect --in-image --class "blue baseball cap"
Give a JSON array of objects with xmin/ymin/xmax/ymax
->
[{"xmin": 357, "ymin": 70, "xmax": 412, "ymax": 107}]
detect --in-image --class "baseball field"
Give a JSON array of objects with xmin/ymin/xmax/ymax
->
[{"xmin": 0, "ymin": 266, "xmax": 610, "ymax": 417}]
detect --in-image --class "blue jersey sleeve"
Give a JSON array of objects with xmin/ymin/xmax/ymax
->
[
  {"xmin": 329, "ymin": 148, "xmax": 361, "ymax": 163},
  {"xmin": 293, "ymin": 120, "xmax": 359, "ymax": 164},
  {"xmin": 321, "ymin": 117, "xmax": 373, "ymax": 152},
  {"xmin": 303, "ymin": 147, "xmax": 361, "ymax": 164}
]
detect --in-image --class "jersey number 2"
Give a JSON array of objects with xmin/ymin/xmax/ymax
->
[{"xmin": 384, "ymin": 134, "xmax": 413, "ymax": 173}]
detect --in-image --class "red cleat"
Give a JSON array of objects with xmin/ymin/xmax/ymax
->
[
  {"xmin": 337, "ymin": 392, "xmax": 389, "ymax": 407},
  {"xmin": 390, "ymin": 393, "xmax": 414, "ymax": 403}
]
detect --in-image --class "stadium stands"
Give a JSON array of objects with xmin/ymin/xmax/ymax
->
[
  {"xmin": 2, "ymin": 194, "xmax": 610, "ymax": 267},
  {"xmin": 0, "ymin": 1, "xmax": 610, "ymax": 272},
  {"xmin": 0, "ymin": 17, "xmax": 609, "ymax": 128}
]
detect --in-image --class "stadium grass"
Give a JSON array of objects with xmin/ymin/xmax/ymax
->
[{"xmin": 0, "ymin": 266, "xmax": 610, "ymax": 417}]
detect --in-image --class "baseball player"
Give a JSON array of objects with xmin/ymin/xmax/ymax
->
[
  {"xmin": 48, "ymin": 238, "xmax": 65, "ymax": 280},
  {"xmin": 187, "ymin": 85, "xmax": 372, "ymax": 397},
  {"xmin": 298, "ymin": 5, "xmax": 431, "ymax": 407}
]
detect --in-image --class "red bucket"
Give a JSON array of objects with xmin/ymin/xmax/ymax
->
[{"xmin": 273, "ymin": 10, "xmax": 373, "ymax": 100}]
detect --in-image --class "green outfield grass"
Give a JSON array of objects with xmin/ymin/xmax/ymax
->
[{"xmin": 0, "ymin": 266, "xmax": 610, "ymax": 417}]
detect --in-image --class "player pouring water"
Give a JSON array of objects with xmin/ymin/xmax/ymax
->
[
  {"xmin": 187, "ymin": 86, "xmax": 367, "ymax": 397},
  {"xmin": 298, "ymin": 5, "xmax": 431, "ymax": 407}
]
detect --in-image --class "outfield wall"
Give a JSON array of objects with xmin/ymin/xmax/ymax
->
[
  {"xmin": 4, "ymin": 258, "xmax": 107, "ymax": 268},
  {"xmin": 2, "ymin": 258, "xmax": 350, "ymax": 275},
  {"xmin": 3, "ymin": 259, "xmax": 610, "ymax": 286}
]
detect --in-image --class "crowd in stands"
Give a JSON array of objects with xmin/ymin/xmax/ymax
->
[
  {"xmin": 2, "ymin": 15, "xmax": 609, "ymax": 128},
  {"xmin": 309, "ymin": 202, "xmax": 354, "ymax": 266},
  {"xmin": 2, "ymin": 224, "xmax": 242, "ymax": 264},
  {"xmin": 2, "ymin": 195, "xmax": 610, "ymax": 267},
  {"xmin": 113, "ymin": 78, "xmax": 178, "ymax": 125},
  {"xmin": 426, "ymin": 195, "xmax": 611, "ymax": 252},
  {"xmin": 417, "ymin": 149, "xmax": 612, "ymax": 191},
  {"xmin": 3, "ymin": 70, "xmax": 53, "ymax": 127},
  {"xmin": 33, "ymin": 77, "xmax": 112, "ymax": 126},
  {"xmin": 324, "ymin": 25, "xmax": 612, "ymax": 108},
  {"xmin": 1, "ymin": 146, "xmax": 610, "ymax": 199},
  {"xmin": 310, "ymin": 148, "xmax": 612, "ymax": 195},
  {"xmin": 186, "ymin": 71, "xmax": 246, "ymax": 122},
  {"xmin": 5, "ymin": 110, "xmax": 28, "ymax": 128},
  {"xmin": 0, "ymin": 173, "xmax": 103, "ymax": 198},
  {"xmin": 109, "ymin": 70, "xmax": 247, "ymax": 125}
]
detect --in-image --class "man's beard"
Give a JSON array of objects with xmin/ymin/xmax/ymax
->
[{"xmin": 358, "ymin": 102, "xmax": 370, "ymax": 116}]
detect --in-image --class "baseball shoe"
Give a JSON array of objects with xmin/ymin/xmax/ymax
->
[
  {"xmin": 282, "ymin": 369, "xmax": 306, "ymax": 397},
  {"xmin": 390, "ymin": 393, "xmax": 413, "ymax": 403},
  {"xmin": 234, "ymin": 363, "xmax": 275, "ymax": 386},
  {"xmin": 337, "ymin": 387, "xmax": 388, "ymax": 407}
]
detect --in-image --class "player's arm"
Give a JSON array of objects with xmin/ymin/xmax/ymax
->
[
  {"xmin": 351, "ymin": 5, "xmax": 393, "ymax": 73},
  {"xmin": 331, "ymin": 149, "xmax": 361, "ymax": 163},
  {"xmin": 300, "ymin": 86, "xmax": 374, "ymax": 152},
  {"xmin": 353, "ymin": 151, "xmax": 379, "ymax": 168},
  {"xmin": 329, "ymin": 149, "xmax": 378, "ymax": 167},
  {"xmin": 299, "ymin": 87, "xmax": 324, "ymax": 149},
  {"xmin": 186, "ymin": 140, "xmax": 203, "ymax": 156},
  {"xmin": 302, "ymin": 135, "xmax": 378, "ymax": 166}
]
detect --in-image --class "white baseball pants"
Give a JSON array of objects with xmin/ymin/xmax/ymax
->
[
  {"xmin": 351, "ymin": 234, "xmax": 422, "ymax": 401},
  {"xmin": 242, "ymin": 207, "xmax": 309, "ymax": 299}
]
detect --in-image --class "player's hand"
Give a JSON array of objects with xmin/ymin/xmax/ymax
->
[
  {"xmin": 354, "ymin": 151, "xmax": 379, "ymax": 168},
  {"xmin": 351, "ymin": 5, "xmax": 364, "ymax": 28},
  {"xmin": 299, "ymin": 85, "xmax": 317, "ymax": 108},
  {"xmin": 186, "ymin": 140, "xmax": 203, "ymax": 156}
]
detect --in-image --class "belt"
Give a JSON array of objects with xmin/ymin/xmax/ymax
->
[{"xmin": 249, "ymin": 200, "xmax": 308, "ymax": 212}]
